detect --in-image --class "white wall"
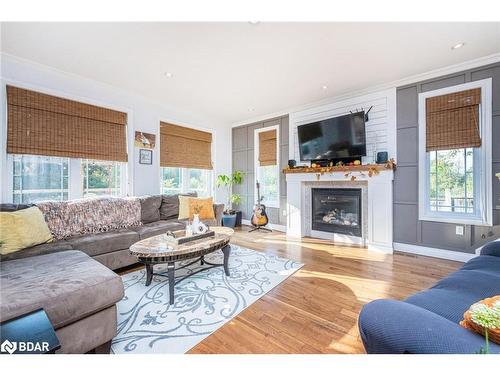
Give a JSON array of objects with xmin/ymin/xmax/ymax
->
[
  {"xmin": 289, "ymin": 88, "xmax": 397, "ymax": 165},
  {"xmin": 0, "ymin": 53, "xmax": 232, "ymax": 203}
]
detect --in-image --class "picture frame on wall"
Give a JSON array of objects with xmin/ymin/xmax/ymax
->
[
  {"xmin": 134, "ymin": 131, "xmax": 156, "ymax": 149},
  {"xmin": 139, "ymin": 149, "xmax": 153, "ymax": 165}
]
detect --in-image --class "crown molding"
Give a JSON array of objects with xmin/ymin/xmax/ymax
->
[{"xmin": 231, "ymin": 52, "xmax": 500, "ymax": 128}]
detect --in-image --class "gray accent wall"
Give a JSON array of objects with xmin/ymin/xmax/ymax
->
[
  {"xmin": 232, "ymin": 115, "xmax": 289, "ymax": 226},
  {"xmin": 395, "ymin": 62, "xmax": 500, "ymax": 254}
]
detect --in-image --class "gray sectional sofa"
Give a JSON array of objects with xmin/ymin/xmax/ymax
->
[
  {"xmin": 0, "ymin": 194, "xmax": 224, "ymax": 270},
  {"xmin": 0, "ymin": 194, "xmax": 223, "ymax": 353},
  {"xmin": 1, "ymin": 250, "xmax": 124, "ymax": 354}
]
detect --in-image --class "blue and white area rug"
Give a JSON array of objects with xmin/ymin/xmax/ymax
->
[{"xmin": 111, "ymin": 245, "xmax": 303, "ymax": 354}]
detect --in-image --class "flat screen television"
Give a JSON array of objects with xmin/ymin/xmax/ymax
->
[{"xmin": 297, "ymin": 111, "xmax": 366, "ymax": 162}]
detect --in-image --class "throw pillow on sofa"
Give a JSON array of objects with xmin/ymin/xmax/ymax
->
[
  {"xmin": 159, "ymin": 192, "xmax": 196, "ymax": 220},
  {"xmin": 178, "ymin": 196, "xmax": 215, "ymax": 221},
  {"xmin": 139, "ymin": 195, "xmax": 162, "ymax": 223},
  {"xmin": 460, "ymin": 296, "xmax": 500, "ymax": 344},
  {"xmin": 0, "ymin": 206, "xmax": 53, "ymax": 255}
]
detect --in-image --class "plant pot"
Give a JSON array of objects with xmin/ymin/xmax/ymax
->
[
  {"xmin": 222, "ymin": 213, "xmax": 237, "ymax": 228},
  {"xmin": 235, "ymin": 210, "xmax": 242, "ymax": 227}
]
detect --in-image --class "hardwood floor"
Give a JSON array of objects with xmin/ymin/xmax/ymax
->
[{"xmin": 186, "ymin": 226, "xmax": 462, "ymax": 354}]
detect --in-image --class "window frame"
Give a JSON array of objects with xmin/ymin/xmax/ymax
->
[
  {"xmin": 254, "ymin": 124, "xmax": 280, "ymax": 209},
  {"xmin": 418, "ymin": 78, "xmax": 493, "ymax": 226},
  {"xmin": 10, "ymin": 154, "xmax": 71, "ymax": 203},
  {"xmin": 160, "ymin": 167, "xmax": 213, "ymax": 197},
  {"xmin": 6, "ymin": 154, "xmax": 128, "ymax": 203}
]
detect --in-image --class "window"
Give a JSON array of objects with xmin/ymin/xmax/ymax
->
[
  {"xmin": 82, "ymin": 159, "xmax": 123, "ymax": 197},
  {"xmin": 188, "ymin": 169, "xmax": 210, "ymax": 196},
  {"xmin": 161, "ymin": 167, "xmax": 183, "ymax": 195},
  {"xmin": 429, "ymin": 148, "xmax": 474, "ymax": 214},
  {"xmin": 9, "ymin": 154, "xmax": 126, "ymax": 203},
  {"xmin": 418, "ymin": 79, "xmax": 492, "ymax": 225},
  {"xmin": 257, "ymin": 164, "xmax": 279, "ymax": 207},
  {"xmin": 12, "ymin": 155, "xmax": 69, "ymax": 203},
  {"xmin": 160, "ymin": 167, "xmax": 212, "ymax": 197},
  {"xmin": 255, "ymin": 125, "xmax": 279, "ymax": 208}
]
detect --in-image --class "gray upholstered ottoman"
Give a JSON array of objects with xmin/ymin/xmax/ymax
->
[{"xmin": 0, "ymin": 250, "xmax": 124, "ymax": 353}]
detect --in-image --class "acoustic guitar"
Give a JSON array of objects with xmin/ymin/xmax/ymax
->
[{"xmin": 250, "ymin": 181, "xmax": 270, "ymax": 229}]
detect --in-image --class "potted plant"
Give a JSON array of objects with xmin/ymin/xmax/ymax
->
[{"xmin": 216, "ymin": 171, "xmax": 243, "ymax": 228}]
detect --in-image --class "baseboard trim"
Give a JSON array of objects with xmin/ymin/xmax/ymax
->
[
  {"xmin": 393, "ymin": 242, "xmax": 477, "ymax": 262},
  {"xmin": 367, "ymin": 242, "xmax": 394, "ymax": 254},
  {"xmin": 241, "ymin": 219, "xmax": 286, "ymax": 233}
]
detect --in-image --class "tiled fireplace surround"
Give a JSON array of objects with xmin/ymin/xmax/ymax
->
[{"xmin": 285, "ymin": 170, "xmax": 394, "ymax": 253}]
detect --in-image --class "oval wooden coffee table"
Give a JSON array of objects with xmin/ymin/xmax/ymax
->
[{"xmin": 130, "ymin": 226, "xmax": 234, "ymax": 305}]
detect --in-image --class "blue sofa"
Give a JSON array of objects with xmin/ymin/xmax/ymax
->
[{"xmin": 359, "ymin": 241, "xmax": 500, "ymax": 354}]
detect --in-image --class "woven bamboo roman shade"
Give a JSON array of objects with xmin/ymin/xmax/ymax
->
[
  {"xmin": 258, "ymin": 129, "xmax": 277, "ymax": 166},
  {"xmin": 425, "ymin": 88, "xmax": 481, "ymax": 152},
  {"xmin": 6, "ymin": 86, "xmax": 128, "ymax": 161},
  {"xmin": 160, "ymin": 122, "xmax": 213, "ymax": 169}
]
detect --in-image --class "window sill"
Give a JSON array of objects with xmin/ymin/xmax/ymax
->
[{"xmin": 418, "ymin": 214, "xmax": 492, "ymax": 227}]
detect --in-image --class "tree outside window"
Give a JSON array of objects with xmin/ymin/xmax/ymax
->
[
  {"xmin": 429, "ymin": 148, "xmax": 474, "ymax": 214},
  {"xmin": 82, "ymin": 159, "xmax": 122, "ymax": 197}
]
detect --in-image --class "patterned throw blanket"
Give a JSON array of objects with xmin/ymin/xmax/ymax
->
[{"xmin": 36, "ymin": 197, "xmax": 142, "ymax": 240}]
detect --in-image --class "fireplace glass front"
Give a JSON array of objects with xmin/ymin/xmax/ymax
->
[{"xmin": 311, "ymin": 188, "xmax": 362, "ymax": 237}]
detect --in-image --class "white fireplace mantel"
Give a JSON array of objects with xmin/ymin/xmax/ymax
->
[{"xmin": 285, "ymin": 170, "xmax": 394, "ymax": 253}]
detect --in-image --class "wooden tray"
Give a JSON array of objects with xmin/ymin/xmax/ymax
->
[{"xmin": 164, "ymin": 230, "xmax": 215, "ymax": 245}]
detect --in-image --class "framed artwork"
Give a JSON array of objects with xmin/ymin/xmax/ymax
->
[
  {"xmin": 139, "ymin": 149, "xmax": 153, "ymax": 165},
  {"xmin": 134, "ymin": 131, "xmax": 156, "ymax": 149}
]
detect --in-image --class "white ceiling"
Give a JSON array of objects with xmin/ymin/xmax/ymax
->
[{"xmin": 1, "ymin": 22, "xmax": 500, "ymax": 125}]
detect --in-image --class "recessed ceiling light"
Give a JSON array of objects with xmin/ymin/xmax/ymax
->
[
  {"xmin": 248, "ymin": 108, "xmax": 255, "ymax": 112},
  {"xmin": 451, "ymin": 42, "xmax": 465, "ymax": 50},
  {"xmin": 248, "ymin": 21, "xmax": 261, "ymax": 25},
  {"xmin": 164, "ymin": 72, "xmax": 173, "ymax": 78},
  {"xmin": 322, "ymin": 85, "xmax": 328, "ymax": 90}
]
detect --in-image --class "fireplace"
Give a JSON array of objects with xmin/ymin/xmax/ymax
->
[{"xmin": 311, "ymin": 188, "xmax": 362, "ymax": 237}]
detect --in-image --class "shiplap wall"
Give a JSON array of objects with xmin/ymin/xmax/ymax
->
[{"xmin": 289, "ymin": 88, "xmax": 397, "ymax": 164}]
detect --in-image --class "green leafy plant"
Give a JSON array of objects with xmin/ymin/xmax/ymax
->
[
  {"xmin": 471, "ymin": 300, "xmax": 500, "ymax": 354},
  {"xmin": 216, "ymin": 170, "xmax": 243, "ymax": 214}
]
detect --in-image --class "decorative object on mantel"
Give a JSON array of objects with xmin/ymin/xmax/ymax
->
[
  {"xmin": 283, "ymin": 159, "xmax": 396, "ymax": 182},
  {"xmin": 288, "ymin": 159, "xmax": 297, "ymax": 168},
  {"xmin": 350, "ymin": 105, "xmax": 373, "ymax": 122},
  {"xmin": 343, "ymin": 165, "xmax": 380, "ymax": 181},
  {"xmin": 283, "ymin": 159, "xmax": 396, "ymax": 175},
  {"xmin": 376, "ymin": 151, "xmax": 389, "ymax": 164}
]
